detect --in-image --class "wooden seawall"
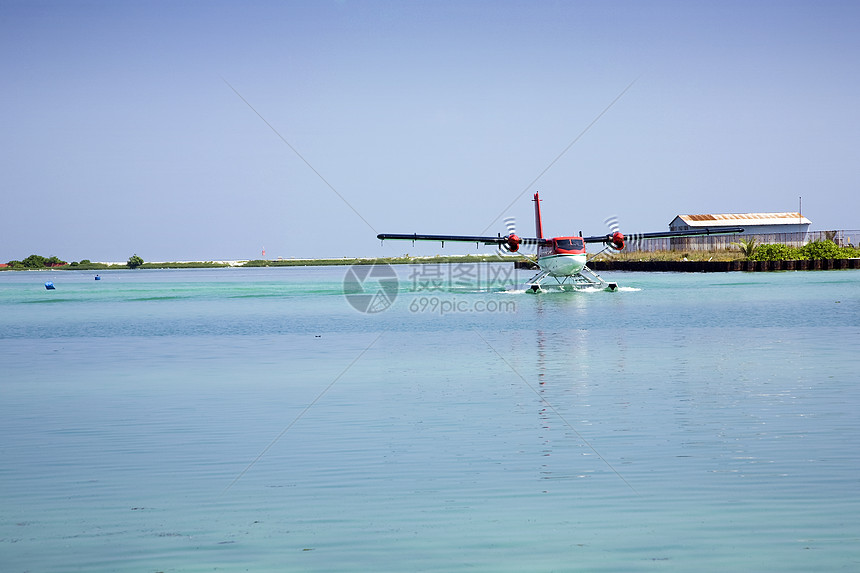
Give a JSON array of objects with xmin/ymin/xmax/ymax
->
[{"xmin": 587, "ymin": 259, "xmax": 860, "ymax": 272}]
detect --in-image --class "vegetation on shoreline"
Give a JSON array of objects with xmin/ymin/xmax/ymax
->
[
  {"xmin": 590, "ymin": 250, "xmax": 739, "ymax": 263},
  {"xmin": 243, "ymin": 254, "xmax": 518, "ymax": 267},
  {"xmin": 1, "ymin": 253, "xmax": 516, "ymax": 270},
  {"xmin": 1, "ymin": 257, "xmax": 232, "ymax": 271},
  {"xmin": 3, "ymin": 241, "xmax": 857, "ymax": 271},
  {"xmin": 4, "ymin": 254, "xmax": 68, "ymax": 269},
  {"xmin": 748, "ymin": 240, "xmax": 860, "ymax": 261},
  {"xmin": 589, "ymin": 240, "xmax": 859, "ymax": 263}
]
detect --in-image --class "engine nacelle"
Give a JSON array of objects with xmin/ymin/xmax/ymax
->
[
  {"xmin": 609, "ymin": 231, "xmax": 625, "ymax": 251},
  {"xmin": 505, "ymin": 234, "xmax": 521, "ymax": 252}
]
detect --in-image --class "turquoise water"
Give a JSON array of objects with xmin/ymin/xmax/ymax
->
[{"xmin": 1, "ymin": 266, "xmax": 858, "ymax": 572}]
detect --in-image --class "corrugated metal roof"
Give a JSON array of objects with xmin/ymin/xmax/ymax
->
[{"xmin": 677, "ymin": 213, "xmax": 812, "ymax": 227}]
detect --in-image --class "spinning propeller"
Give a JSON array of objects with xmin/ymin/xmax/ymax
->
[
  {"xmin": 600, "ymin": 216, "xmax": 644, "ymax": 254},
  {"xmin": 496, "ymin": 217, "xmax": 542, "ymax": 260},
  {"xmin": 499, "ymin": 217, "xmax": 522, "ymax": 253}
]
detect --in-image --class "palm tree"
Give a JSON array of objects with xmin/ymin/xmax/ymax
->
[{"xmin": 732, "ymin": 237, "xmax": 758, "ymax": 259}]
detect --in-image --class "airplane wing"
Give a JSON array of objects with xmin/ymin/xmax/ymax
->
[
  {"xmin": 377, "ymin": 233, "xmax": 546, "ymax": 253},
  {"xmin": 377, "ymin": 233, "xmax": 546, "ymax": 246},
  {"xmin": 583, "ymin": 226, "xmax": 745, "ymax": 244}
]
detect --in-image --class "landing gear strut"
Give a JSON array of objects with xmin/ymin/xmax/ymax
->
[{"xmin": 526, "ymin": 266, "xmax": 618, "ymax": 292}]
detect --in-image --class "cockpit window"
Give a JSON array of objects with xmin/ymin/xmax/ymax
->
[{"xmin": 555, "ymin": 238, "xmax": 584, "ymax": 251}]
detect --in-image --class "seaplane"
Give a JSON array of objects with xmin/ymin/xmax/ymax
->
[{"xmin": 377, "ymin": 192, "xmax": 743, "ymax": 292}]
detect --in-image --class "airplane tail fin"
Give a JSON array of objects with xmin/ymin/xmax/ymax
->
[{"xmin": 533, "ymin": 192, "xmax": 544, "ymax": 239}]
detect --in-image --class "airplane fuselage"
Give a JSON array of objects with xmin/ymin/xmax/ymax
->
[{"xmin": 537, "ymin": 237, "xmax": 587, "ymax": 276}]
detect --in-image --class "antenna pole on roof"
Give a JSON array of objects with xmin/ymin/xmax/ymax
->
[{"xmin": 799, "ymin": 197, "xmax": 803, "ymax": 245}]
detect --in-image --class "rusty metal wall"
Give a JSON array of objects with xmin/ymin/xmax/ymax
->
[{"xmin": 627, "ymin": 230, "xmax": 859, "ymax": 252}]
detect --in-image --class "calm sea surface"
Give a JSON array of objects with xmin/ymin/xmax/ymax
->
[{"xmin": 1, "ymin": 265, "xmax": 858, "ymax": 572}]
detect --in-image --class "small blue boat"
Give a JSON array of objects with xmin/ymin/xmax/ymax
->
[{"xmin": 45, "ymin": 281, "xmax": 55, "ymax": 290}]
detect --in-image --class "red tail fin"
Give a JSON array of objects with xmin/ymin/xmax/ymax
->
[{"xmin": 533, "ymin": 192, "xmax": 544, "ymax": 239}]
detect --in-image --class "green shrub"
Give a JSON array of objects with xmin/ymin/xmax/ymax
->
[
  {"xmin": 750, "ymin": 243, "xmax": 801, "ymax": 261},
  {"xmin": 5, "ymin": 254, "xmax": 68, "ymax": 268},
  {"xmin": 748, "ymin": 239, "xmax": 858, "ymax": 261},
  {"xmin": 799, "ymin": 240, "xmax": 844, "ymax": 260},
  {"xmin": 127, "ymin": 254, "xmax": 144, "ymax": 269}
]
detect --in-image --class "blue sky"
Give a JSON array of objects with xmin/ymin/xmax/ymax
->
[{"xmin": 2, "ymin": 0, "xmax": 858, "ymax": 261}]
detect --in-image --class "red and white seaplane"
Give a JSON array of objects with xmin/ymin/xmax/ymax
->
[{"xmin": 377, "ymin": 192, "xmax": 743, "ymax": 292}]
